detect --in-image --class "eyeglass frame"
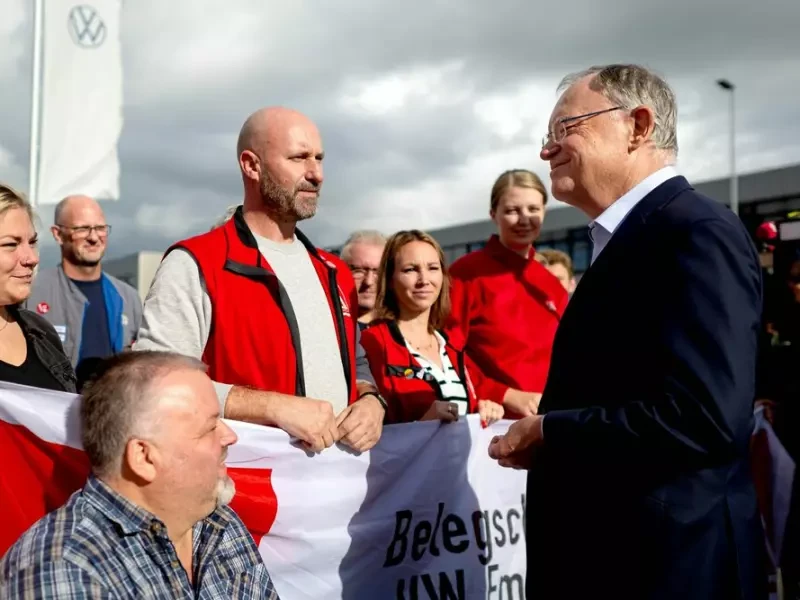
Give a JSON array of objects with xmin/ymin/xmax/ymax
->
[
  {"xmin": 348, "ymin": 265, "xmax": 380, "ymax": 279},
  {"xmin": 55, "ymin": 224, "xmax": 112, "ymax": 238},
  {"xmin": 541, "ymin": 106, "xmax": 625, "ymax": 149}
]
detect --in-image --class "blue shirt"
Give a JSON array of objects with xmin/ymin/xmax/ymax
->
[
  {"xmin": 71, "ymin": 278, "xmax": 113, "ymax": 361},
  {"xmin": 0, "ymin": 476, "xmax": 279, "ymax": 599}
]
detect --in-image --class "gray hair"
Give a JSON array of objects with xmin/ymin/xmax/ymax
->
[
  {"xmin": 340, "ymin": 230, "xmax": 386, "ymax": 262},
  {"xmin": 80, "ymin": 351, "xmax": 207, "ymax": 476},
  {"xmin": 211, "ymin": 204, "xmax": 239, "ymax": 230},
  {"xmin": 558, "ymin": 64, "xmax": 678, "ymax": 156}
]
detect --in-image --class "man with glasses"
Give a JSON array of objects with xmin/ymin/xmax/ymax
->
[
  {"xmin": 340, "ymin": 230, "xmax": 386, "ymax": 329},
  {"xmin": 27, "ymin": 195, "xmax": 142, "ymax": 378},
  {"xmin": 490, "ymin": 64, "xmax": 766, "ymax": 599}
]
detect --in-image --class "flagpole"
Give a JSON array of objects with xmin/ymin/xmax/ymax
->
[{"xmin": 28, "ymin": 0, "xmax": 44, "ymax": 208}]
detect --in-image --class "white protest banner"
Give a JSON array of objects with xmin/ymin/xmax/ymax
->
[{"xmin": 0, "ymin": 382, "xmax": 528, "ymax": 599}]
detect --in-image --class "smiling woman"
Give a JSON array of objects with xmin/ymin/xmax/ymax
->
[
  {"xmin": 447, "ymin": 170, "xmax": 569, "ymax": 417},
  {"xmin": 360, "ymin": 230, "xmax": 534, "ymax": 427},
  {"xmin": 0, "ymin": 184, "xmax": 76, "ymax": 392}
]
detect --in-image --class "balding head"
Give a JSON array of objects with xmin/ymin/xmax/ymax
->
[
  {"xmin": 236, "ymin": 107, "xmax": 319, "ymax": 162},
  {"xmin": 54, "ymin": 194, "xmax": 104, "ymax": 227},
  {"xmin": 237, "ymin": 107, "xmax": 324, "ymax": 224}
]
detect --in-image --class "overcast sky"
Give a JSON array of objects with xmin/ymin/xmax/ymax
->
[{"xmin": 1, "ymin": 0, "xmax": 799, "ymax": 266}]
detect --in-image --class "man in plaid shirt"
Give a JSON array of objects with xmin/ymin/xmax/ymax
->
[{"xmin": 0, "ymin": 351, "xmax": 280, "ymax": 599}]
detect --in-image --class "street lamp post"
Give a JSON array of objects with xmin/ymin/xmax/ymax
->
[{"xmin": 716, "ymin": 79, "xmax": 738, "ymax": 216}]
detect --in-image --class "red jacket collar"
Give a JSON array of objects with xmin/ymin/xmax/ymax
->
[
  {"xmin": 483, "ymin": 234, "xmax": 568, "ymax": 317},
  {"xmin": 228, "ymin": 205, "xmax": 331, "ymax": 270},
  {"xmin": 485, "ymin": 234, "xmax": 535, "ymax": 267},
  {"xmin": 384, "ymin": 319, "xmax": 466, "ymax": 353}
]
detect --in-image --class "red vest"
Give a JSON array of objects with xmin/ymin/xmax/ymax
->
[
  {"xmin": 361, "ymin": 320, "xmax": 503, "ymax": 424},
  {"xmin": 171, "ymin": 207, "xmax": 359, "ymax": 402}
]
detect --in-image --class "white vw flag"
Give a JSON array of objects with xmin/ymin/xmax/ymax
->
[{"xmin": 35, "ymin": 1, "xmax": 123, "ymax": 205}]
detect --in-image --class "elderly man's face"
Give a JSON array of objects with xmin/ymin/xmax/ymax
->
[
  {"xmin": 540, "ymin": 76, "xmax": 631, "ymax": 208},
  {"xmin": 347, "ymin": 242, "xmax": 385, "ymax": 312},
  {"xmin": 152, "ymin": 369, "xmax": 239, "ymax": 518}
]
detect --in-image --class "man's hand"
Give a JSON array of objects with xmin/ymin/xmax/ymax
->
[
  {"xmin": 488, "ymin": 414, "xmax": 545, "ymax": 470},
  {"xmin": 336, "ymin": 395, "xmax": 385, "ymax": 453},
  {"xmin": 272, "ymin": 396, "xmax": 341, "ymax": 453},
  {"xmin": 502, "ymin": 390, "xmax": 542, "ymax": 419},
  {"xmin": 420, "ymin": 401, "xmax": 460, "ymax": 423}
]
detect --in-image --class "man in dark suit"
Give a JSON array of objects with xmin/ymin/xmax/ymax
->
[{"xmin": 489, "ymin": 64, "xmax": 766, "ymax": 600}]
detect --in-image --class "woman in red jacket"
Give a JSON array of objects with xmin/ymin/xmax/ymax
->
[
  {"xmin": 361, "ymin": 230, "xmax": 536, "ymax": 425},
  {"xmin": 448, "ymin": 169, "xmax": 569, "ymax": 418}
]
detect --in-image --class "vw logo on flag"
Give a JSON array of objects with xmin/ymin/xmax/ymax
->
[{"xmin": 67, "ymin": 5, "xmax": 107, "ymax": 48}]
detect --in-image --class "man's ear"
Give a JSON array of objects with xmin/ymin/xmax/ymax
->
[
  {"xmin": 239, "ymin": 150, "xmax": 261, "ymax": 184},
  {"xmin": 50, "ymin": 225, "xmax": 64, "ymax": 246},
  {"xmin": 124, "ymin": 438, "xmax": 158, "ymax": 484},
  {"xmin": 628, "ymin": 105, "xmax": 657, "ymax": 152}
]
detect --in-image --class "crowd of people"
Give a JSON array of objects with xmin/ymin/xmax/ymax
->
[{"xmin": 0, "ymin": 62, "xmax": 793, "ymax": 599}]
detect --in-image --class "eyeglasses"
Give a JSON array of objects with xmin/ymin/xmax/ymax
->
[
  {"xmin": 541, "ymin": 106, "xmax": 624, "ymax": 148},
  {"xmin": 57, "ymin": 224, "xmax": 112, "ymax": 239},
  {"xmin": 349, "ymin": 266, "xmax": 380, "ymax": 278}
]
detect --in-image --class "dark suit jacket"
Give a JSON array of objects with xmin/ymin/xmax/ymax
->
[{"xmin": 527, "ymin": 176, "xmax": 767, "ymax": 600}]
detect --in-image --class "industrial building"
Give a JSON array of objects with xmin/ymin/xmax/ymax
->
[
  {"xmin": 103, "ymin": 251, "xmax": 163, "ymax": 303},
  {"xmin": 340, "ymin": 163, "xmax": 800, "ymax": 275},
  {"xmin": 107, "ymin": 164, "xmax": 800, "ymax": 295}
]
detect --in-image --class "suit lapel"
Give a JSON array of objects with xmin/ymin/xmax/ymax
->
[
  {"xmin": 540, "ymin": 176, "xmax": 693, "ymax": 413},
  {"xmin": 573, "ymin": 176, "xmax": 692, "ymax": 296}
]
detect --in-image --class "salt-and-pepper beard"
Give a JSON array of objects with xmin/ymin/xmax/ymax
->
[
  {"xmin": 259, "ymin": 171, "xmax": 319, "ymax": 221},
  {"xmin": 216, "ymin": 475, "xmax": 236, "ymax": 507}
]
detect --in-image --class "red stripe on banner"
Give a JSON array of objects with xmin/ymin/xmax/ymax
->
[
  {"xmin": 228, "ymin": 467, "xmax": 278, "ymax": 547},
  {"xmin": 0, "ymin": 420, "xmax": 90, "ymax": 555},
  {"xmin": 0, "ymin": 419, "xmax": 278, "ymax": 554}
]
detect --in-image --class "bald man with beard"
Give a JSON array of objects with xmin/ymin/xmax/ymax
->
[
  {"xmin": 136, "ymin": 107, "xmax": 386, "ymax": 454},
  {"xmin": 27, "ymin": 194, "xmax": 142, "ymax": 374}
]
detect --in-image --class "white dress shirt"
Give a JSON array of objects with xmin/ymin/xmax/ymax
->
[{"xmin": 589, "ymin": 166, "xmax": 678, "ymax": 265}]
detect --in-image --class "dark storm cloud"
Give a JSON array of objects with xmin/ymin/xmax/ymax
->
[{"xmin": 1, "ymin": 0, "xmax": 798, "ymax": 260}]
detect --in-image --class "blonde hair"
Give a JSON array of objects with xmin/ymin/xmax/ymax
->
[
  {"xmin": 0, "ymin": 184, "xmax": 34, "ymax": 222},
  {"xmin": 374, "ymin": 230, "xmax": 450, "ymax": 333},
  {"xmin": 539, "ymin": 248, "xmax": 574, "ymax": 277},
  {"xmin": 490, "ymin": 169, "xmax": 548, "ymax": 213}
]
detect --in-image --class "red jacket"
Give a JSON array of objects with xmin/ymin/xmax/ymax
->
[
  {"xmin": 171, "ymin": 206, "xmax": 359, "ymax": 402},
  {"xmin": 448, "ymin": 235, "xmax": 568, "ymax": 394},
  {"xmin": 360, "ymin": 320, "xmax": 507, "ymax": 424}
]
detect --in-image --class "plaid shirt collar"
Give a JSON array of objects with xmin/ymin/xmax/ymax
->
[{"xmin": 82, "ymin": 475, "xmax": 232, "ymax": 537}]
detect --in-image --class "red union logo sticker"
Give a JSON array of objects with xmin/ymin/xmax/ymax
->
[{"xmin": 36, "ymin": 302, "xmax": 50, "ymax": 314}]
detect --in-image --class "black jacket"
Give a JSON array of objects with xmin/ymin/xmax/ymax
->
[
  {"xmin": 11, "ymin": 306, "xmax": 77, "ymax": 393},
  {"xmin": 528, "ymin": 176, "xmax": 766, "ymax": 600}
]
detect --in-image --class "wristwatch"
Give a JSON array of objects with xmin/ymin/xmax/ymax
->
[{"xmin": 358, "ymin": 390, "xmax": 387, "ymax": 411}]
